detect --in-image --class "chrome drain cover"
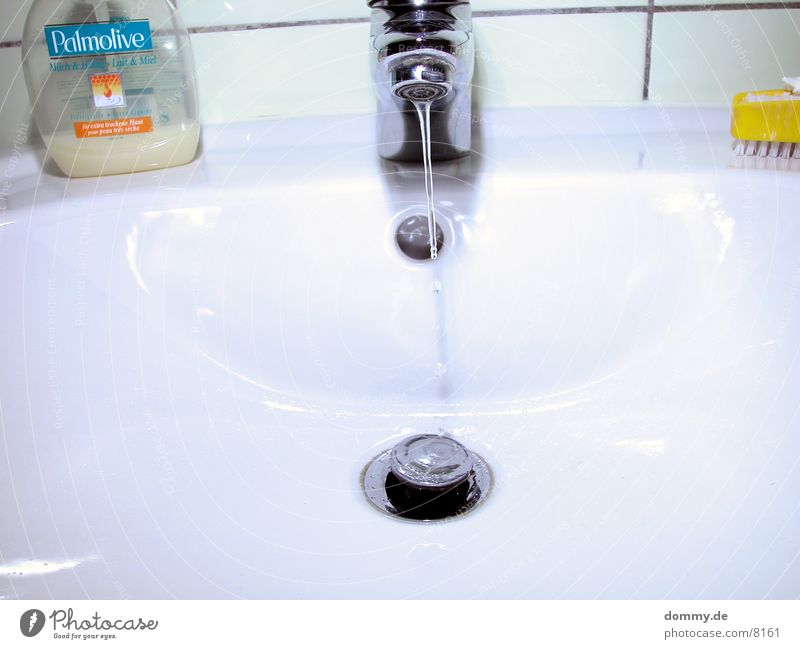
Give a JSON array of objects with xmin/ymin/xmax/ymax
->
[{"xmin": 362, "ymin": 434, "xmax": 492, "ymax": 522}]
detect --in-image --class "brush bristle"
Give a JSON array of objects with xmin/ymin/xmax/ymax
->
[{"xmin": 733, "ymin": 139, "xmax": 800, "ymax": 158}]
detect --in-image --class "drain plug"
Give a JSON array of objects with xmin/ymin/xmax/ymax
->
[
  {"xmin": 396, "ymin": 215, "xmax": 445, "ymax": 261},
  {"xmin": 362, "ymin": 434, "xmax": 492, "ymax": 522}
]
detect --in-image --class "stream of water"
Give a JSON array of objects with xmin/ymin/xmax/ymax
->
[
  {"xmin": 412, "ymin": 99, "xmax": 449, "ymax": 419},
  {"xmin": 413, "ymin": 100, "xmax": 439, "ymax": 261}
]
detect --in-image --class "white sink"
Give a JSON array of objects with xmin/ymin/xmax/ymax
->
[{"xmin": 1, "ymin": 107, "xmax": 799, "ymax": 598}]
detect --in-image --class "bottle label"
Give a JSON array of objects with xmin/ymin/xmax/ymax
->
[
  {"xmin": 44, "ymin": 20, "xmax": 153, "ymax": 58},
  {"xmin": 73, "ymin": 117, "xmax": 153, "ymax": 138},
  {"xmin": 89, "ymin": 73, "xmax": 126, "ymax": 108}
]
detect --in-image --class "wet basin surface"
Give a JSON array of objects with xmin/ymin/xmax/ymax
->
[{"xmin": 0, "ymin": 108, "xmax": 798, "ymax": 598}]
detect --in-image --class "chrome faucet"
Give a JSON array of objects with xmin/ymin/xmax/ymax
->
[{"xmin": 368, "ymin": 0, "xmax": 475, "ymax": 162}]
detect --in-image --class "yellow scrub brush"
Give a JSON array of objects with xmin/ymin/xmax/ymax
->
[{"xmin": 731, "ymin": 77, "xmax": 800, "ymax": 158}]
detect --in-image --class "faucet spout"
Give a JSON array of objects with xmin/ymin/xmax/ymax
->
[
  {"xmin": 368, "ymin": 1, "xmax": 475, "ymax": 162},
  {"xmin": 389, "ymin": 50, "xmax": 454, "ymax": 103}
]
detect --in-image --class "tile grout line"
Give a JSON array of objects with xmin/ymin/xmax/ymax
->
[
  {"xmin": 642, "ymin": 0, "xmax": 655, "ymax": 101},
  {"xmin": 472, "ymin": 6, "xmax": 649, "ymax": 15},
  {"xmin": 2, "ymin": 3, "xmax": 800, "ymax": 48},
  {"xmin": 656, "ymin": 2, "xmax": 800, "ymax": 10},
  {"xmin": 189, "ymin": 16, "xmax": 370, "ymax": 34}
]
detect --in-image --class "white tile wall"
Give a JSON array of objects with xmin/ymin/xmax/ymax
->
[
  {"xmin": 0, "ymin": 0, "xmax": 32, "ymax": 43},
  {"xmin": 192, "ymin": 23, "xmax": 373, "ymax": 123},
  {"xmin": 649, "ymin": 9, "xmax": 800, "ymax": 105},
  {"xmin": 178, "ymin": 0, "xmax": 367, "ymax": 29},
  {"xmin": 655, "ymin": 0, "xmax": 780, "ymax": 5},
  {"xmin": 178, "ymin": 0, "xmax": 645, "ymax": 30},
  {"xmin": 469, "ymin": 0, "xmax": 644, "ymax": 7},
  {"xmin": 474, "ymin": 14, "xmax": 647, "ymax": 108},
  {"xmin": 1, "ymin": 0, "xmax": 799, "ymax": 151},
  {"xmin": 0, "ymin": 48, "xmax": 31, "ymax": 150},
  {"xmin": 192, "ymin": 13, "xmax": 647, "ymax": 126}
]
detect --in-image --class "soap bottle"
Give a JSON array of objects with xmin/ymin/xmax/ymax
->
[{"xmin": 21, "ymin": 0, "xmax": 200, "ymax": 178}]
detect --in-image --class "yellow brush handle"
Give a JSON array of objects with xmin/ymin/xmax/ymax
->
[{"xmin": 731, "ymin": 89, "xmax": 800, "ymax": 144}]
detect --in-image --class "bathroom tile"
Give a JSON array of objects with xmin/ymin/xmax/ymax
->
[
  {"xmin": 177, "ymin": 0, "xmax": 367, "ymax": 30},
  {"xmin": 0, "ymin": 47, "xmax": 31, "ymax": 151},
  {"xmin": 191, "ymin": 12, "xmax": 647, "ymax": 125},
  {"xmin": 0, "ymin": 4, "xmax": 37, "ymax": 156},
  {"xmin": 177, "ymin": 0, "xmax": 649, "ymax": 32},
  {"xmin": 0, "ymin": 0, "xmax": 32, "ymax": 43},
  {"xmin": 191, "ymin": 23, "xmax": 374, "ymax": 124},
  {"xmin": 649, "ymin": 9, "xmax": 800, "ymax": 105},
  {"xmin": 476, "ymin": 0, "xmax": 645, "ymax": 10},
  {"xmin": 655, "ymin": 0, "xmax": 779, "ymax": 5},
  {"xmin": 474, "ymin": 14, "xmax": 648, "ymax": 107}
]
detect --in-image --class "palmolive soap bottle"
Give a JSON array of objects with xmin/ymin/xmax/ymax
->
[{"xmin": 22, "ymin": 0, "xmax": 200, "ymax": 178}]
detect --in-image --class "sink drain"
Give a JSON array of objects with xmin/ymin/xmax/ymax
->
[
  {"xmin": 362, "ymin": 434, "xmax": 492, "ymax": 522},
  {"xmin": 395, "ymin": 215, "xmax": 445, "ymax": 261}
]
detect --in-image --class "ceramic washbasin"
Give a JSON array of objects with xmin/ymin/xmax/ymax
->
[{"xmin": 1, "ymin": 107, "xmax": 798, "ymax": 598}]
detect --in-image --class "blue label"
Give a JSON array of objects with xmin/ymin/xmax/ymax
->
[{"xmin": 44, "ymin": 20, "xmax": 153, "ymax": 58}]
